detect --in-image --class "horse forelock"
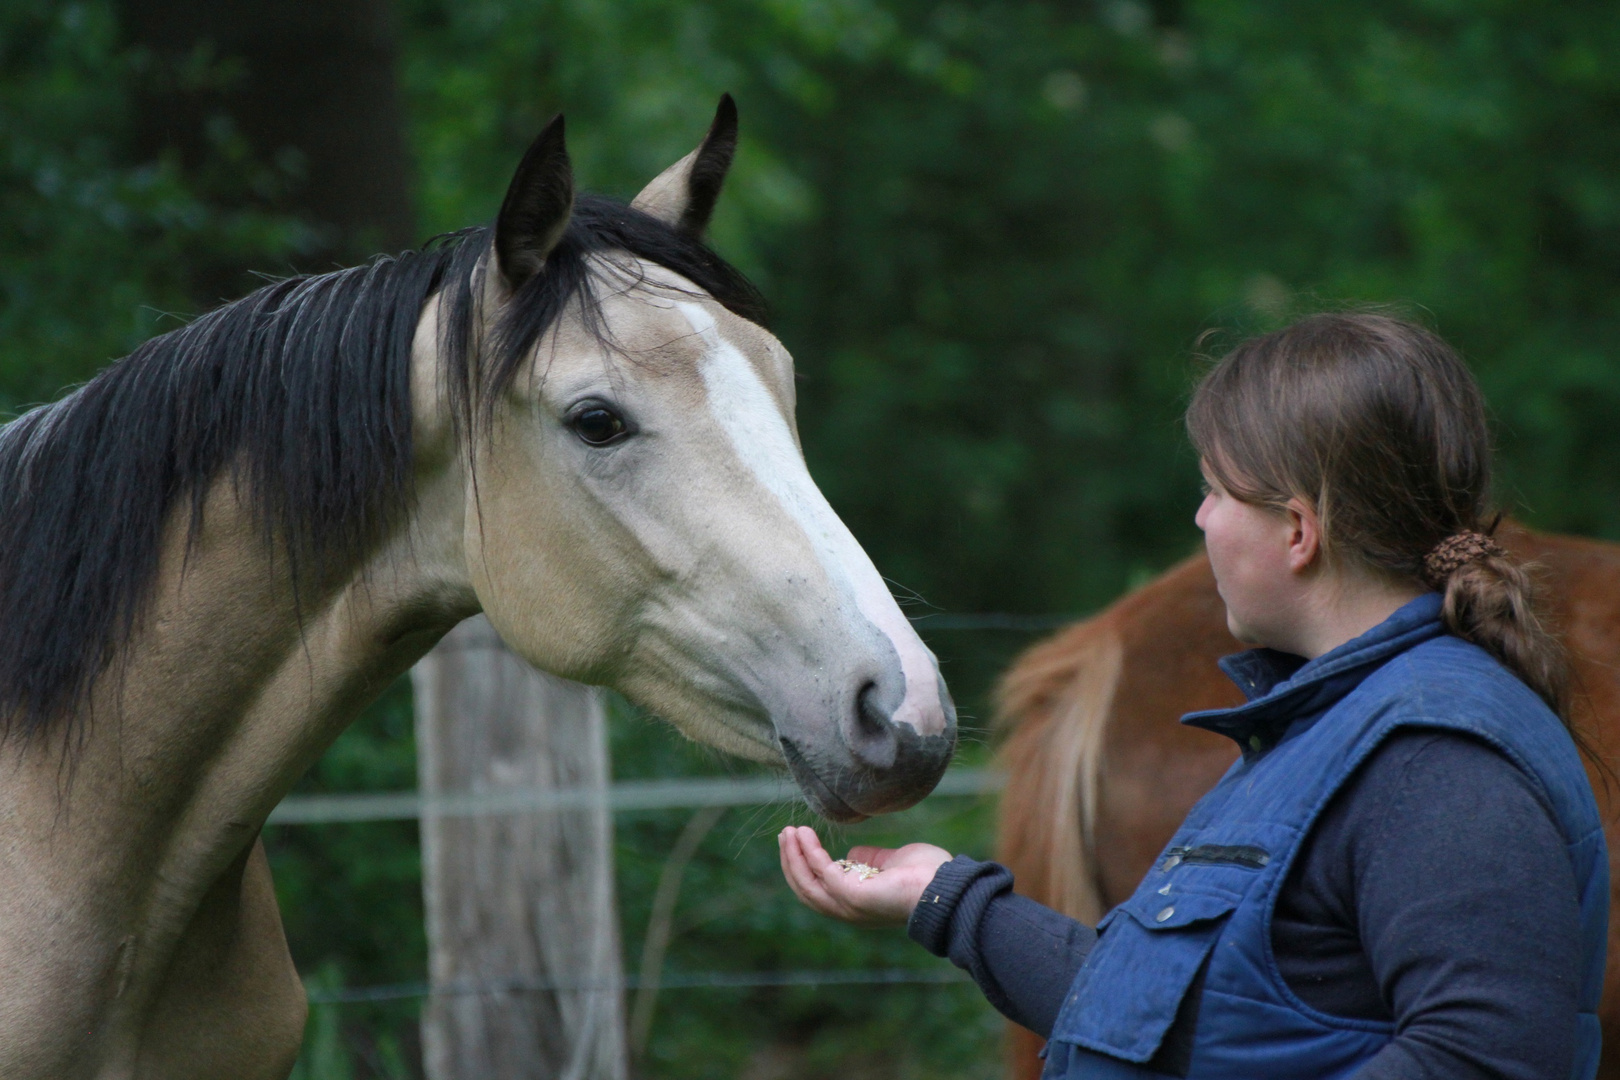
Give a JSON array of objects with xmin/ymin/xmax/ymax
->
[
  {"xmin": 457, "ymin": 196, "xmax": 767, "ymax": 434},
  {"xmin": 0, "ymin": 192, "xmax": 764, "ymax": 744}
]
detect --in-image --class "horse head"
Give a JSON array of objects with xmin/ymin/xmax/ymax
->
[{"xmin": 433, "ymin": 98, "xmax": 955, "ymax": 821}]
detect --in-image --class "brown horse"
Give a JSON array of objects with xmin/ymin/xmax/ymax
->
[{"xmin": 994, "ymin": 525, "xmax": 1620, "ymax": 1079}]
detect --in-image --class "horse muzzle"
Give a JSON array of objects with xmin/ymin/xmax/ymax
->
[{"xmin": 778, "ymin": 671, "xmax": 957, "ymax": 823}]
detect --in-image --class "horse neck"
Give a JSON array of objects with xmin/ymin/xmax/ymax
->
[
  {"xmin": 9, "ymin": 445, "xmax": 476, "ymax": 845},
  {"xmin": 0, "ymin": 442, "xmax": 474, "ymax": 1075}
]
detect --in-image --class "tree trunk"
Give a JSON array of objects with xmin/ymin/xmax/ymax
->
[
  {"xmin": 119, "ymin": 0, "xmax": 415, "ymax": 295},
  {"xmin": 412, "ymin": 616, "xmax": 629, "ymax": 1080}
]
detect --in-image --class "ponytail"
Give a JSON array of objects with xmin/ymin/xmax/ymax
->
[{"xmin": 1431, "ymin": 540, "xmax": 1570, "ymax": 719}]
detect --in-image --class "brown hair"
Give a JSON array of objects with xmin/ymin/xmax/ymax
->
[{"xmin": 1185, "ymin": 311, "xmax": 1570, "ymax": 719}]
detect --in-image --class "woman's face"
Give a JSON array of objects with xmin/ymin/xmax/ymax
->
[{"xmin": 1194, "ymin": 460, "xmax": 1305, "ymax": 649}]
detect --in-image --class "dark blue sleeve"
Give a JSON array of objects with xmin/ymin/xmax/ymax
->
[
  {"xmin": 906, "ymin": 854, "xmax": 1096, "ymax": 1037},
  {"xmin": 1279, "ymin": 730, "xmax": 1583, "ymax": 1080}
]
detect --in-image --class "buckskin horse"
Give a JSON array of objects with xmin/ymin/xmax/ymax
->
[
  {"xmin": 0, "ymin": 98, "xmax": 955, "ymax": 1078},
  {"xmin": 995, "ymin": 525, "xmax": 1620, "ymax": 1078}
]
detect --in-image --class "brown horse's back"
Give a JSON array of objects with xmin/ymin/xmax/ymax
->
[{"xmin": 994, "ymin": 526, "xmax": 1620, "ymax": 1080}]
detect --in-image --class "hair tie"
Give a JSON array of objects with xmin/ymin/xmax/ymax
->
[{"xmin": 1422, "ymin": 531, "xmax": 1506, "ymax": 589}]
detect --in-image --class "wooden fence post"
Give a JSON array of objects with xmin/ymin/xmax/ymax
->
[{"xmin": 413, "ymin": 616, "xmax": 628, "ymax": 1080}]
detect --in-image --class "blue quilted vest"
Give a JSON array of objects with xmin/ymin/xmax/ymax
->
[{"xmin": 1043, "ymin": 594, "xmax": 1608, "ymax": 1079}]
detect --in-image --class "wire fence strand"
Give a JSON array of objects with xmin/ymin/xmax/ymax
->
[
  {"xmin": 307, "ymin": 967, "xmax": 973, "ymax": 1005},
  {"xmin": 269, "ymin": 767, "xmax": 1003, "ymax": 826}
]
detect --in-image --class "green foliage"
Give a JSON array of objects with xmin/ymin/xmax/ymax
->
[
  {"xmin": 11, "ymin": 0, "xmax": 1620, "ymax": 1075},
  {"xmin": 0, "ymin": 0, "xmax": 310, "ymax": 414},
  {"xmin": 291, "ymin": 964, "xmax": 416, "ymax": 1080},
  {"xmin": 394, "ymin": 0, "xmax": 1620, "ymax": 622}
]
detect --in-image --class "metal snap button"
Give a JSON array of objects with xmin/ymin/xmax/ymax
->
[{"xmin": 1156, "ymin": 905, "xmax": 1175, "ymax": 922}]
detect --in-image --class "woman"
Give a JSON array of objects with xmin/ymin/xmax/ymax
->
[{"xmin": 780, "ymin": 313, "xmax": 1608, "ymax": 1079}]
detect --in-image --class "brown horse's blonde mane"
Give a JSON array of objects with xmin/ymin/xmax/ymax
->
[
  {"xmin": 993, "ymin": 614, "xmax": 1122, "ymax": 926},
  {"xmin": 992, "ymin": 552, "xmax": 1244, "ymax": 936}
]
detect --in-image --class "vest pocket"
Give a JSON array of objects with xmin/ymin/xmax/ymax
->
[{"xmin": 1055, "ymin": 892, "xmax": 1238, "ymax": 1064}]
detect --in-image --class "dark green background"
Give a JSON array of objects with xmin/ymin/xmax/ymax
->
[{"xmin": 6, "ymin": 0, "xmax": 1619, "ymax": 1075}]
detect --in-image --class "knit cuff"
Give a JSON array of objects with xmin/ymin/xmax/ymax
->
[{"xmin": 907, "ymin": 854, "xmax": 1000, "ymax": 956}]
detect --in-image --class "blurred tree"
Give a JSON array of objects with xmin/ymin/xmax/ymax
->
[
  {"xmin": 395, "ymin": 0, "xmax": 1620, "ymax": 620},
  {"xmin": 119, "ymin": 0, "xmax": 416, "ymax": 297},
  {"xmin": 413, "ymin": 621, "xmax": 627, "ymax": 1080},
  {"xmin": 0, "ymin": 1, "xmax": 296, "ymax": 409}
]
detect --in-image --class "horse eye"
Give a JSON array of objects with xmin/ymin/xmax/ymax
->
[{"xmin": 569, "ymin": 406, "xmax": 628, "ymax": 446}]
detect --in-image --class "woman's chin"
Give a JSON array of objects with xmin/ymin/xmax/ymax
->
[{"xmin": 1225, "ymin": 613, "xmax": 1261, "ymax": 647}]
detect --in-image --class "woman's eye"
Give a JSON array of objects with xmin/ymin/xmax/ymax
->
[{"xmin": 569, "ymin": 406, "xmax": 629, "ymax": 446}]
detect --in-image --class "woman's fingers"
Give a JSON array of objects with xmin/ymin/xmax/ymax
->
[
  {"xmin": 778, "ymin": 828, "xmax": 841, "ymax": 915},
  {"xmin": 795, "ymin": 826, "xmax": 839, "ymax": 874},
  {"xmin": 782, "ymin": 828, "xmax": 870, "ymax": 920},
  {"xmin": 780, "ymin": 827, "xmax": 866, "ymax": 920},
  {"xmin": 796, "ymin": 829, "xmax": 867, "ymax": 911}
]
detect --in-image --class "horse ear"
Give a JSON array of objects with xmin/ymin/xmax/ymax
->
[
  {"xmin": 631, "ymin": 94, "xmax": 738, "ymax": 237},
  {"xmin": 494, "ymin": 114, "xmax": 575, "ymax": 290}
]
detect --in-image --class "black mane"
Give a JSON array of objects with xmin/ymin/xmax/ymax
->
[{"xmin": 0, "ymin": 194, "xmax": 766, "ymax": 740}]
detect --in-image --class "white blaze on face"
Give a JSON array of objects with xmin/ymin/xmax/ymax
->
[{"xmin": 677, "ymin": 302, "xmax": 948, "ymax": 737}]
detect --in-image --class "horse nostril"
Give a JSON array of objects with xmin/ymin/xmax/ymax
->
[
  {"xmin": 845, "ymin": 680, "xmax": 899, "ymax": 770},
  {"xmin": 855, "ymin": 681, "xmax": 887, "ymax": 733}
]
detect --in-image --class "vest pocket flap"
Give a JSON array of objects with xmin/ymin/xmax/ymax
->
[
  {"xmin": 1118, "ymin": 891, "xmax": 1237, "ymax": 931},
  {"xmin": 1053, "ymin": 893, "xmax": 1237, "ymax": 1064}
]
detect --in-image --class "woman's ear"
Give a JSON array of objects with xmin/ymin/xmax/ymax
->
[{"xmin": 1285, "ymin": 497, "xmax": 1323, "ymax": 574}]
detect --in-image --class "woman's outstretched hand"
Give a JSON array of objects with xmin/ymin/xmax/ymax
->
[{"xmin": 778, "ymin": 825, "xmax": 953, "ymax": 927}]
